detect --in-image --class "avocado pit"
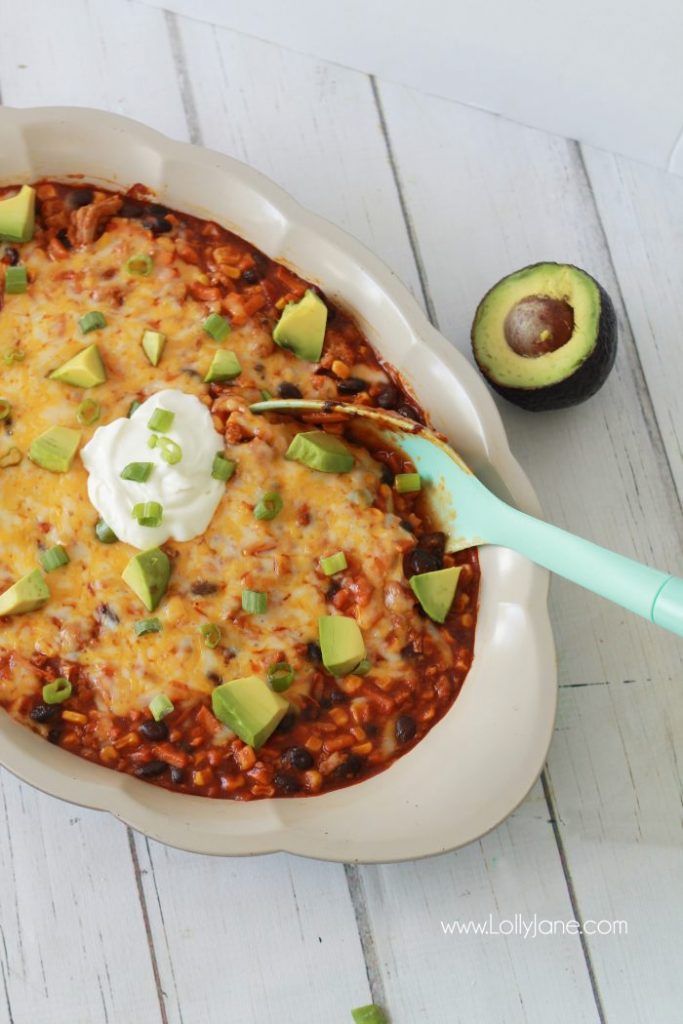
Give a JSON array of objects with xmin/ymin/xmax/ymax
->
[{"xmin": 503, "ymin": 295, "xmax": 574, "ymax": 357}]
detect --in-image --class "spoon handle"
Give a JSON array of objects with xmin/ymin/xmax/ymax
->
[{"xmin": 490, "ymin": 501, "xmax": 683, "ymax": 636}]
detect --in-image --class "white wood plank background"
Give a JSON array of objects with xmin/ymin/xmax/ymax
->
[{"xmin": 0, "ymin": 2, "xmax": 681, "ymax": 1022}]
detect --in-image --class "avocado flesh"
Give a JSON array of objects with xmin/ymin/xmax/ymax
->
[
  {"xmin": 410, "ymin": 566, "xmax": 462, "ymax": 624},
  {"xmin": 49, "ymin": 344, "xmax": 107, "ymax": 388},
  {"xmin": 204, "ymin": 349, "xmax": 241, "ymax": 382},
  {"xmin": 286, "ymin": 431, "xmax": 354, "ymax": 473},
  {"xmin": 0, "ymin": 185, "xmax": 36, "ymax": 243},
  {"xmin": 0, "ymin": 569, "xmax": 49, "ymax": 616},
  {"xmin": 122, "ymin": 548, "xmax": 171, "ymax": 611},
  {"xmin": 273, "ymin": 289, "xmax": 327, "ymax": 362},
  {"xmin": 29, "ymin": 426, "xmax": 82, "ymax": 473},
  {"xmin": 142, "ymin": 331, "xmax": 166, "ymax": 367},
  {"xmin": 211, "ymin": 676, "xmax": 289, "ymax": 748},
  {"xmin": 319, "ymin": 615, "xmax": 366, "ymax": 675},
  {"xmin": 471, "ymin": 262, "xmax": 617, "ymax": 411}
]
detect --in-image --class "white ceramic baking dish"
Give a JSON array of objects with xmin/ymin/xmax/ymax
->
[{"xmin": 0, "ymin": 107, "xmax": 556, "ymax": 861}]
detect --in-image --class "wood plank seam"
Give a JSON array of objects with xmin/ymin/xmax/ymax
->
[
  {"xmin": 344, "ymin": 865, "xmax": 389, "ymax": 1011},
  {"xmin": 127, "ymin": 830, "xmax": 170, "ymax": 1024}
]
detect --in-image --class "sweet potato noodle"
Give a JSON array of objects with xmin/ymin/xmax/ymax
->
[{"xmin": 0, "ymin": 181, "xmax": 479, "ymax": 799}]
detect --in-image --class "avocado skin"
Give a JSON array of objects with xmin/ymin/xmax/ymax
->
[{"xmin": 471, "ymin": 265, "xmax": 618, "ymax": 412}]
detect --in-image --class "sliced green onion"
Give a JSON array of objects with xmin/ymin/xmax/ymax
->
[
  {"xmin": 121, "ymin": 461, "xmax": 154, "ymax": 482},
  {"xmin": 0, "ymin": 400, "xmax": 11, "ymax": 421},
  {"xmin": 260, "ymin": 388, "xmax": 273, "ymax": 401},
  {"xmin": 267, "ymin": 662, "xmax": 294, "ymax": 692},
  {"xmin": 351, "ymin": 1005, "xmax": 388, "ymax": 1024},
  {"xmin": 132, "ymin": 501, "xmax": 163, "ymax": 527},
  {"xmin": 39, "ymin": 544, "xmax": 70, "ymax": 573},
  {"xmin": 147, "ymin": 408, "xmax": 175, "ymax": 432},
  {"xmin": 4, "ymin": 266, "xmax": 28, "ymax": 294},
  {"xmin": 79, "ymin": 311, "xmax": 107, "ymax": 334},
  {"xmin": 159, "ymin": 436, "xmax": 182, "ymax": 465},
  {"xmin": 242, "ymin": 589, "xmax": 267, "ymax": 614},
  {"xmin": 0, "ymin": 446, "xmax": 21, "ymax": 468},
  {"xmin": 149, "ymin": 693, "xmax": 174, "ymax": 721},
  {"xmin": 321, "ymin": 551, "xmax": 347, "ymax": 576},
  {"xmin": 253, "ymin": 492, "xmax": 283, "ymax": 521},
  {"xmin": 199, "ymin": 623, "xmax": 221, "ymax": 649},
  {"xmin": 354, "ymin": 658, "xmax": 372, "ymax": 676},
  {"xmin": 147, "ymin": 435, "xmax": 158, "ymax": 449},
  {"xmin": 134, "ymin": 617, "xmax": 162, "ymax": 637},
  {"xmin": 211, "ymin": 452, "xmax": 236, "ymax": 481},
  {"xmin": 395, "ymin": 472, "xmax": 421, "ymax": 494},
  {"xmin": 95, "ymin": 519, "xmax": 118, "ymax": 543},
  {"xmin": 42, "ymin": 677, "xmax": 72, "ymax": 704},
  {"xmin": 203, "ymin": 312, "xmax": 231, "ymax": 342},
  {"xmin": 125, "ymin": 253, "xmax": 153, "ymax": 276},
  {"xmin": 127, "ymin": 399, "xmax": 142, "ymax": 418},
  {"xmin": 76, "ymin": 397, "xmax": 101, "ymax": 425}
]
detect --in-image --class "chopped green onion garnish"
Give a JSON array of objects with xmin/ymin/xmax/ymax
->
[
  {"xmin": 147, "ymin": 435, "xmax": 158, "ymax": 449},
  {"xmin": 351, "ymin": 1005, "xmax": 388, "ymax": 1024},
  {"xmin": 0, "ymin": 446, "xmax": 21, "ymax": 468},
  {"xmin": 260, "ymin": 388, "xmax": 273, "ymax": 401},
  {"xmin": 134, "ymin": 617, "xmax": 162, "ymax": 637},
  {"xmin": 39, "ymin": 544, "xmax": 70, "ymax": 573},
  {"xmin": 395, "ymin": 472, "xmax": 421, "ymax": 494},
  {"xmin": 79, "ymin": 311, "xmax": 107, "ymax": 334},
  {"xmin": 125, "ymin": 253, "xmax": 153, "ymax": 276},
  {"xmin": 199, "ymin": 623, "xmax": 221, "ymax": 649},
  {"xmin": 4, "ymin": 266, "xmax": 28, "ymax": 294},
  {"xmin": 95, "ymin": 519, "xmax": 118, "ymax": 543},
  {"xmin": 77, "ymin": 397, "xmax": 101, "ymax": 425},
  {"xmin": 242, "ymin": 589, "xmax": 267, "ymax": 614},
  {"xmin": 212, "ymin": 452, "xmax": 236, "ymax": 481},
  {"xmin": 159, "ymin": 436, "xmax": 182, "ymax": 465},
  {"xmin": 121, "ymin": 461, "xmax": 154, "ymax": 482},
  {"xmin": 42, "ymin": 677, "xmax": 72, "ymax": 704},
  {"xmin": 253, "ymin": 492, "xmax": 283, "ymax": 521},
  {"xmin": 321, "ymin": 551, "xmax": 347, "ymax": 576},
  {"xmin": 0, "ymin": 399, "xmax": 11, "ymax": 421},
  {"xmin": 132, "ymin": 501, "xmax": 163, "ymax": 527},
  {"xmin": 203, "ymin": 312, "xmax": 231, "ymax": 342},
  {"xmin": 267, "ymin": 662, "xmax": 294, "ymax": 692},
  {"xmin": 354, "ymin": 658, "xmax": 372, "ymax": 676},
  {"xmin": 127, "ymin": 399, "xmax": 142, "ymax": 418},
  {"xmin": 147, "ymin": 408, "xmax": 175, "ymax": 432},
  {"xmin": 149, "ymin": 693, "xmax": 174, "ymax": 721}
]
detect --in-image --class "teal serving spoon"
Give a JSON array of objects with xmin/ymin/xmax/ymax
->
[{"xmin": 251, "ymin": 398, "xmax": 683, "ymax": 637}]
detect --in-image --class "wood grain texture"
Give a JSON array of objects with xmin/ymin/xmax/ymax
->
[{"xmin": 377, "ymin": 78, "xmax": 683, "ymax": 1024}]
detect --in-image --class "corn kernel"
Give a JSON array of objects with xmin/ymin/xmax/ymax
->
[
  {"xmin": 61, "ymin": 710, "xmax": 88, "ymax": 725},
  {"xmin": 331, "ymin": 359, "xmax": 350, "ymax": 379}
]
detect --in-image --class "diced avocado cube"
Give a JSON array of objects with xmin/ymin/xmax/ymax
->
[
  {"xmin": 0, "ymin": 185, "xmax": 36, "ymax": 243},
  {"xmin": 319, "ymin": 615, "xmax": 366, "ymax": 676},
  {"xmin": 122, "ymin": 548, "xmax": 171, "ymax": 612},
  {"xmin": 142, "ymin": 330, "xmax": 166, "ymax": 367},
  {"xmin": 211, "ymin": 675, "xmax": 289, "ymax": 748},
  {"xmin": 49, "ymin": 344, "xmax": 107, "ymax": 388},
  {"xmin": 409, "ymin": 565, "xmax": 462, "ymax": 624},
  {"xmin": 204, "ymin": 349, "xmax": 242, "ymax": 383},
  {"xmin": 29, "ymin": 426, "xmax": 82, "ymax": 473},
  {"xmin": 273, "ymin": 289, "xmax": 327, "ymax": 362},
  {"xmin": 285, "ymin": 430, "xmax": 354, "ymax": 473},
  {"xmin": 0, "ymin": 569, "xmax": 49, "ymax": 616}
]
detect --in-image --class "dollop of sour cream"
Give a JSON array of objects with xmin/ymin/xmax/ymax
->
[{"xmin": 81, "ymin": 389, "xmax": 226, "ymax": 549}]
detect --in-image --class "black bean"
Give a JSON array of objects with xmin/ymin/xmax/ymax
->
[
  {"xmin": 333, "ymin": 754, "xmax": 365, "ymax": 780},
  {"xmin": 276, "ymin": 711, "xmax": 297, "ymax": 734},
  {"xmin": 400, "ymin": 641, "xmax": 419, "ymax": 659},
  {"xmin": 282, "ymin": 746, "xmax": 314, "ymax": 771},
  {"xmin": 3, "ymin": 246, "xmax": 19, "ymax": 266},
  {"xmin": 395, "ymin": 715, "xmax": 417, "ymax": 744},
  {"xmin": 29, "ymin": 702, "xmax": 57, "ymax": 724},
  {"xmin": 380, "ymin": 464, "xmax": 394, "ymax": 486},
  {"xmin": 206, "ymin": 671, "xmax": 222, "ymax": 685},
  {"xmin": 139, "ymin": 720, "xmax": 169, "ymax": 742},
  {"xmin": 191, "ymin": 580, "xmax": 220, "ymax": 596},
  {"xmin": 118, "ymin": 198, "xmax": 145, "ymax": 218},
  {"xmin": 397, "ymin": 403, "xmax": 423, "ymax": 423},
  {"xmin": 375, "ymin": 384, "xmax": 400, "ymax": 409},
  {"xmin": 306, "ymin": 641, "xmax": 323, "ymax": 664},
  {"xmin": 300, "ymin": 703, "xmax": 320, "ymax": 722},
  {"xmin": 327, "ymin": 687, "xmax": 348, "ymax": 705},
  {"xmin": 399, "ymin": 519, "xmax": 415, "ymax": 534},
  {"xmin": 277, "ymin": 381, "xmax": 302, "ymax": 399},
  {"xmin": 241, "ymin": 267, "xmax": 261, "ymax": 285},
  {"xmin": 320, "ymin": 696, "xmax": 333, "ymax": 709},
  {"xmin": 142, "ymin": 215, "xmax": 172, "ymax": 235},
  {"xmin": 170, "ymin": 767, "xmax": 184, "ymax": 785},
  {"xmin": 403, "ymin": 548, "xmax": 442, "ymax": 578},
  {"xmin": 325, "ymin": 579, "xmax": 342, "ymax": 602},
  {"xmin": 56, "ymin": 227, "xmax": 73, "ymax": 250},
  {"xmin": 337, "ymin": 377, "xmax": 368, "ymax": 395},
  {"xmin": 273, "ymin": 772, "xmax": 301, "ymax": 794},
  {"xmin": 47, "ymin": 727, "xmax": 62, "ymax": 745},
  {"xmin": 147, "ymin": 202, "xmax": 169, "ymax": 216},
  {"xmin": 134, "ymin": 760, "xmax": 168, "ymax": 778},
  {"xmin": 65, "ymin": 188, "xmax": 94, "ymax": 210},
  {"xmin": 417, "ymin": 532, "xmax": 447, "ymax": 558}
]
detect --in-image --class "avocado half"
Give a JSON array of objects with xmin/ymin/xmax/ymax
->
[{"xmin": 471, "ymin": 263, "xmax": 617, "ymax": 411}]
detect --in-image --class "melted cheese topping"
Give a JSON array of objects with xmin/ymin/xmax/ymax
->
[{"xmin": 0, "ymin": 213, "xmax": 452, "ymax": 718}]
